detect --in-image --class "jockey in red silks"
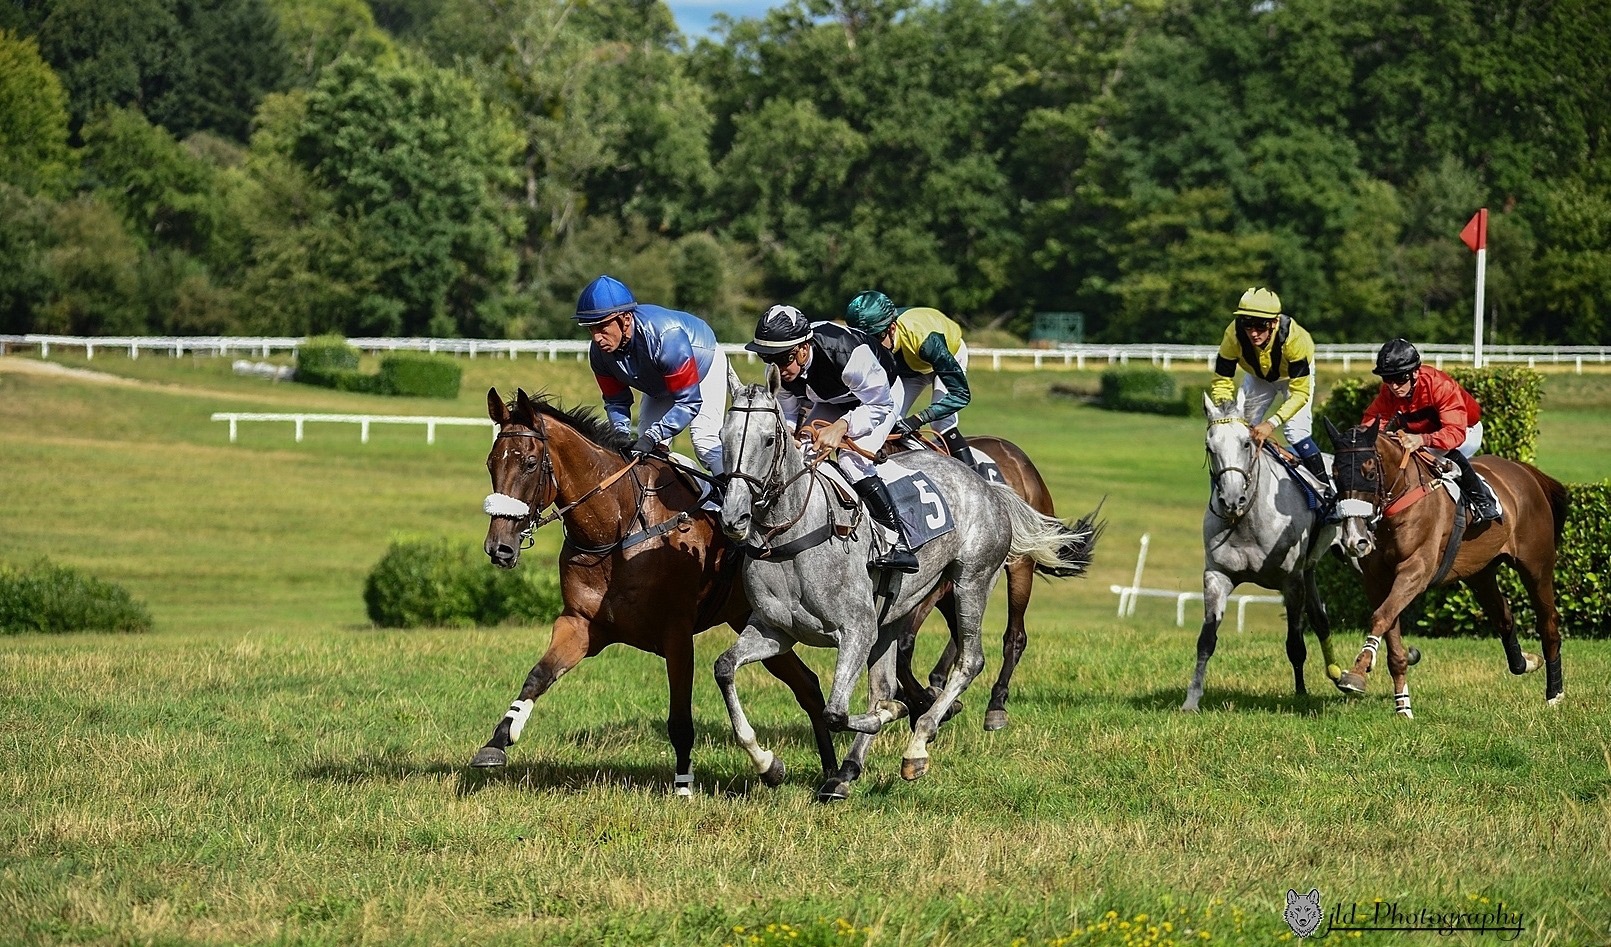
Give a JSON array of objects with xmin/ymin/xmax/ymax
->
[
  {"xmin": 1361, "ymin": 338, "xmax": 1500, "ymax": 522},
  {"xmin": 576, "ymin": 274, "xmax": 729, "ymax": 477}
]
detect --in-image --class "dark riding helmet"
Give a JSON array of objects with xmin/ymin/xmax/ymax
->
[
  {"xmin": 1373, "ymin": 338, "xmax": 1422, "ymax": 379},
  {"xmin": 844, "ymin": 290, "xmax": 898, "ymax": 335},
  {"xmin": 744, "ymin": 304, "xmax": 813, "ymax": 356}
]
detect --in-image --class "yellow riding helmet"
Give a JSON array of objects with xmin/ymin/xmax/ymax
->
[{"xmin": 1234, "ymin": 287, "xmax": 1283, "ymax": 319}]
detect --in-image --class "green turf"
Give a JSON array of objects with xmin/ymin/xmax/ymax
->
[{"xmin": 1, "ymin": 352, "xmax": 1608, "ymax": 945}]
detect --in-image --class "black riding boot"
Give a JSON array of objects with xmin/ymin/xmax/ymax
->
[
  {"xmin": 1446, "ymin": 450, "xmax": 1502, "ymax": 523},
  {"xmin": 853, "ymin": 477, "xmax": 920, "ymax": 573},
  {"xmin": 939, "ymin": 428, "xmax": 984, "ymax": 474},
  {"xmin": 1299, "ymin": 451, "xmax": 1340, "ymax": 524}
]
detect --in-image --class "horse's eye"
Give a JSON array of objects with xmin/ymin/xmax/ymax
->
[
  {"xmin": 763, "ymin": 434, "xmax": 775, "ymax": 447},
  {"xmin": 523, "ymin": 455, "xmax": 539, "ymax": 471}
]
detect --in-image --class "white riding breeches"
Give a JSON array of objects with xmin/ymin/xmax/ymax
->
[
  {"xmin": 1435, "ymin": 420, "xmax": 1483, "ymax": 459},
  {"xmin": 802, "ymin": 401, "xmax": 897, "ymax": 482},
  {"xmin": 894, "ymin": 341, "xmax": 969, "ymax": 435},
  {"xmin": 638, "ymin": 347, "xmax": 729, "ymax": 475},
  {"xmin": 1237, "ymin": 374, "xmax": 1312, "ymax": 445}
]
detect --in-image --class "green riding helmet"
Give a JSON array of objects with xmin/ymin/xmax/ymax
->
[{"xmin": 845, "ymin": 290, "xmax": 898, "ymax": 335}]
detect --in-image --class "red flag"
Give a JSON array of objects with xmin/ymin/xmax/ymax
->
[{"xmin": 1460, "ymin": 208, "xmax": 1488, "ymax": 253}]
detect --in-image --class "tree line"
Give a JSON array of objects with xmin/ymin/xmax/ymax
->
[{"xmin": 2, "ymin": 0, "xmax": 1607, "ymax": 345}]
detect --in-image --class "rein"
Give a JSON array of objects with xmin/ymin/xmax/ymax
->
[
  {"xmin": 725, "ymin": 401, "xmax": 855, "ymax": 559},
  {"xmin": 1336, "ymin": 433, "xmax": 1469, "ymax": 585}
]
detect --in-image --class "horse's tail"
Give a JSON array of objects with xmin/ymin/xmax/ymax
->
[
  {"xmin": 997, "ymin": 485, "xmax": 1105, "ymax": 578},
  {"xmin": 1522, "ymin": 463, "xmax": 1570, "ymax": 546}
]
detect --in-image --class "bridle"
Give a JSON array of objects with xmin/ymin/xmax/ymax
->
[
  {"xmin": 483, "ymin": 412, "xmax": 646, "ymax": 555},
  {"xmin": 1204, "ymin": 414, "xmax": 1263, "ymax": 525},
  {"xmin": 1332, "ymin": 430, "xmax": 1430, "ymax": 528},
  {"xmin": 722, "ymin": 396, "xmax": 832, "ymax": 548}
]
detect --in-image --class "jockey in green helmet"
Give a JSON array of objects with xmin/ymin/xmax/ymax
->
[{"xmin": 843, "ymin": 290, "xmax": 986, "ymax": 475}]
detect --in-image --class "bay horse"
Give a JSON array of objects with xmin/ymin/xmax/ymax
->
[
  {"xmin": 1184, "ymin": 392, "xmax": 1345, "ymax": 711},
  {"xmin": 886, "ymin": 432, "xmax": 1096, "ymax": 731},
  {"xmin": 474, "ymin": 387, "xmax": 837, "ymax": 794},
  {"xmin": 1323, "ymin": 418, "xmax": 1569, "ymax": 717},
  {"xmin": 716, "ymin": 371, "xmax": 1099, "ymax": 801}
]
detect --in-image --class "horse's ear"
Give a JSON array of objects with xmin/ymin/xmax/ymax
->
[
  {"xmin": 1366, "ymin": 417, "xmax": 1381, "ymax": 438},
  {"xmin": 515, "ymin": 387, "xmax": 537, "ymax": 424},
  {"xmin": 766, "ymin": 363, "xmax": 782, "ymax": 395},
  {"xmin": 487, "ymin": 388, "xmax": 508, "ymax": 425},
  {"xmin": 728, "ymin": 364, "xmax": 745, "ymax": 400},
  {"xmin": 1202, "ymin": 392, "xmax": 1216, "ymax": 418},
  {"xmin": 1323, "ymin": 417, "xmax": 1343, "ymax": 447},
  {"xmin": 1233, "ymin": 387, "xmax": 1247, "ymax": 416}
]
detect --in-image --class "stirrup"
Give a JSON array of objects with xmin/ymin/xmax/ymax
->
[{"xmin": 871, "ymin": 545, "xmax": 920, "ymax": 574}]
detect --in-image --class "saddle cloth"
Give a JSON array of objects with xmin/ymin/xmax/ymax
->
[
  {"xmin": 1262, "ymin": 444, "xmax": 1326, "ymax": 512},
  {"xmin": 816, "ymin": 457, "xmax": 957, "ymax": 551}
]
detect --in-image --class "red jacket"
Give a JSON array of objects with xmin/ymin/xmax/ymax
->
[{"xmin": 1360, "ymin": 365, "xmax": 1482, "ymax": 452}]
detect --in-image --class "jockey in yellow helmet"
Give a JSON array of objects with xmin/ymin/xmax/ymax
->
[{"xmin": 1209, "ymin": 287, "xmax": 1336, "ymax": 511}]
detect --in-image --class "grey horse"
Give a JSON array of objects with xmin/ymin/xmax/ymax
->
[
  {"xmin": 717, "ymin": 370, "xmax": 1099, "ymax": 801},
  {"xmin": 1183, "ymin": 391, "xmax": 1345, "ymax": 711}
]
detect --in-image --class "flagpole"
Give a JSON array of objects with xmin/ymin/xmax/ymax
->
[{"xmin": 1461, "ymin": 208, "xmax": 1489, "ymax": 368}]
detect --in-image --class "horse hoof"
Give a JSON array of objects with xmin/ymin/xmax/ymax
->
[
  {"xmin": 1407, "ymin": 647, "xmax": 1423, "ymax": 666},
  {"xmin": 1547, "ymin": 691, "xmax": 1565, "ymax": 706},
  {"xmin": 901, "ymin": 756, "xmax": 929, "ymax": 781},
  {"xmin": 1326, "ymin": 664, "xmax": 1343, "ymax": 681},
  {"xmin": 1523, "ymin": 653, "xmax": 1543, "ymax": 673},
  {"xmin": 816, "ymin": 779, "xmax": 851, "ymax": 802},
  {"xmin": 469, "ymin": 746, "xmax": 507, "ymax": 768},
  {"xmin": 759, "ymin": 755, "xmax": 787, "ymax": 788},
  {"xmin": 1396, "ymin": 708, "xmax": 1415, "ymax": 720},
  {"xmin": 983, "ymin": 709, "xmax": 1009, "ymax": 731},
  {"xmin": 1335, "ymin": 672, "xmax": 1367, "ymax": 695}
]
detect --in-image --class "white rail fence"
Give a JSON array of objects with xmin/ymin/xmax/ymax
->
[
  {"xmin": 211, "ymin": 412, "xmax": 493, "ymax": 444},
  {"xmin": 7, "ymin": 334, "xmax": 1611, "ymax": 373},
  {"xmin": 1109, "ymin": 534, "xmax": 1283, "ymax": 633}
]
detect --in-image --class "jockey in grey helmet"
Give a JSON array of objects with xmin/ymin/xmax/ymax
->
[
  {"xmin": 576, "ymin": 274, "xmax": 729, "ymax": 477},
  {"xmin": 745, "ymin": 304, "xmax": 919, "ymax": 573}
]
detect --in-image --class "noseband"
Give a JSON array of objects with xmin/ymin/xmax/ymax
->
[
  {"xmin": 724, "ymin": 399, "xmax": 829, "ymax": 544},
  {"xmin": 483, "ymin": 414, "xmax": 646, "ymax": 554}
]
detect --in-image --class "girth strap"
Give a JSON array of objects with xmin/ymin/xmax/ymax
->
[{"xmin": 741, "ymin": 521, "xmax": 840, "ymax": 561}]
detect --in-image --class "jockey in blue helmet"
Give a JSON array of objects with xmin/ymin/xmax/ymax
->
[
  {"xmin": 746, "ymin": 304, "xmax": 919, "ymax": 573},
  {"xmin": 576, "ymin": 275, "xmax": 729, "ymax": 476}
]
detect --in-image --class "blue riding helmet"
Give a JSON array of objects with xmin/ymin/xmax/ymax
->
[{"xmin": 576, "ymin": 275, "xmax": 637, "ymax": 324}]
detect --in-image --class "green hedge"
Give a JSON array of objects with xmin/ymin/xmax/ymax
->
[
  {"xmin": 296, "ymin": 338, "xmax": 462, "ymax": 398},
  {"xmin": 1098, "ymin": 367, "xmax": 1190, "ymax": 416},
  {"xmin": 1312, "ymin": 367, "xmax": 1611, "ymax": 639},
  {"xmin": 363, "ymin": 538, "xmax": 563, "ymax": 629},
  {"xmin": 0, "ymin": 558, "xmax": 153, "ymax": 634},
  {"xmin": 376, "ymin": 353, "xmax": 462, "ymax": 399}
]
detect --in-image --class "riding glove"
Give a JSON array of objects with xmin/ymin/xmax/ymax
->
[
  {"xmin": 629, "ymin": 433, "xmax": 659, "ymax": 458},
  {"xmin": 894, "ymin": 416, "xmax": 924, "ymax": 436}
]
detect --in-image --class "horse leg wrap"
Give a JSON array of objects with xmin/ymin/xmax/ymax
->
[
  {"xmin": 1360, "ymin": 636, "xmax": 1381, "ymax": 672},
  {"xmin": 673, "ymin": 773, "xmax": 695, "ymax": 797},
  {"xmin": 505, "ymin": 699, "xmax": 534, "ymax": 743},
  {"xmin": 1394, "ymin": 690, "xmax": 1413, "ymax": 719},
  {"xmin": 1546, "ymin": 659, "xmax": 1564, "ymax": 703}
]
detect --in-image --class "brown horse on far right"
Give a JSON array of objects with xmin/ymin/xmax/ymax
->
[{"xmin": 1324, "ymin": 419, "xmax": 1569, "ymax": 717}]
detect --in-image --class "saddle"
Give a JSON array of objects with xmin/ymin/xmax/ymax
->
[{"xmin": 1261, "ymin": 443, "xmax": 1326, "ymax": 512}]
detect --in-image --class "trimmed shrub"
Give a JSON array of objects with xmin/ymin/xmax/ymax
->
[
  {"xmin": 375, "ymin": 353, "xmax": 462, "ymax": 399},
  {"xmin": 1098, "ymin": 367, "xmax": 1188, "ymax": 416},
  {"xmin": 0, "ymin": 558, "xmax": 152, "ymax": 634},
  {"xmin": 295, "ymin": 334, "xmax": 359, "ymax": 382},
  {"xmin": 363, "ymin": 538, "xmax": 562, "ymax": 629}
]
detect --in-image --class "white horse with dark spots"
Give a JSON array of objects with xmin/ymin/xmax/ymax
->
[{"xmin": 716, "ymin": 369, "xmax": 1101, "ymax": 801}]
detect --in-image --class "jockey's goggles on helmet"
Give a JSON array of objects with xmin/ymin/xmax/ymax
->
[
  {"xmin": 759, "ymin": 348, "xmax": 797, "ymax": 366},
  {"xmin": 1383, "ymin": 370, "xmax": 1415, "ymax": 385},
  {"xmin": 1236, "ymin": 316, "xmax": 1278, "ymax": 332}
]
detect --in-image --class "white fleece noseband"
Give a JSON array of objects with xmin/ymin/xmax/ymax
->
[{"xmin": 483, "ymin": 493, "xmax": 531, "ymax": 518}]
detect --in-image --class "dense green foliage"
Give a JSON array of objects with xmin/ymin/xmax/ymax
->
[
  {"xmin": 363, "ymin": 537, "xmax": 562, "ymax": 628},
  {"xmin": 0, "ymin": 557, "xmax": 152, "ymax": 634},
  {"xmin": 375, "ymin": 352, "xmax": 461, "ymax": 398},
  {"xmin": 1097, "ymin": 366, "xmax": 1189, "ymax": 416},
  {"xmin": 2, "ymin": 0, "xmax": 1608, "ymax": 343}
]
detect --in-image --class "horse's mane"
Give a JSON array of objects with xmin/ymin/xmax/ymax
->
[{"xmin": 508, "ymin": 392, "xmax": 634, "ymax": 453}]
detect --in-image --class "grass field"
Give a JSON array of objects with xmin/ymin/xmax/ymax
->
[{"xmin": 2, "ymin": 352, "xmax": 1609, "ymax": 946}]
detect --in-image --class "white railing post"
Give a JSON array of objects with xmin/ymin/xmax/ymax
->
[
  {"xmin": 295, "ymin": 417, "xmax": 305, "ymax": 442},
  {"xmin": 228, "ymin": 417, "xmax": 238, "ymax": 443},
  {"xmin": 426, "ymin": 421, "xmax": 437, "ymax": 445},
  {"xmin": 360, "ymin": 420, "xmax": 370, "ymax": 444}
]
